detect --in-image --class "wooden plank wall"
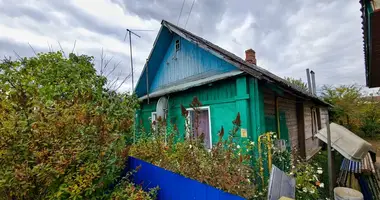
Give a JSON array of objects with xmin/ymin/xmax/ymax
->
[
  {"xmin": 278, "ymin": 96, "xmax": 298, "ymax": 150},
  {"xmin": 319, "ymin": 107, "xmax": 329, "ymax": 129},
  {"xmin": 263, "ymin": 87, "xmax": 298, "ymax": 150},
  {"xmin": 263, "ymin": 86, "xmax": 329, "ymax": 159},
  {"xmin": 304, "ymin": 102, "xmax": 321, "ymax": 159},
  {"xmin": 263, "ymin": 87, "xmax": 275, "ymax": 116}
]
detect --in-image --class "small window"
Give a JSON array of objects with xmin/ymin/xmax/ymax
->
[
  {"xmin": 175, "ymin": 39, "xmax": 180, "ymax": 52},
  {"xmin": 186, "ymin": 107, "xmax": 212, "ymax": 149}
]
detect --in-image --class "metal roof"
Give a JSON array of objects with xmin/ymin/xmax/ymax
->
[
  {"xmin": 138, "ymin": 70, "xmax": 243, "ymax": 100},
  {"xmin": 316, "ymin": 123, "xmax": 372, "ymax": 162},
  {"xmin": 161, "ymin": 20, "xmax": 329, "ymax": 106}
]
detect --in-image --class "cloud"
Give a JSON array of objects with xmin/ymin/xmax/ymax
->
[{"xmin": 0, "ymin": 0, "xmax": 377, "ymax": 93}]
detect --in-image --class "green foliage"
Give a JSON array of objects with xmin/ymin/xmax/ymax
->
[
  {"xmin": 131, "ymin": 112, "xmax": 256, "ymax": 199},
  {"xmin": 0, "ymin": 52, "xmax": 146, "ymax": 199},
  {"xmin": 360, "ymin": 96, "xmax": 380, "ymax": 137},
  {"xmin": 284, "ymin": 77, "xmax": 308, "ymax": 91},
  {"xmin": 291, "ymin": 161, "xmax": 322, "ymax": 199},
  {"xmin": 321, "ymin": 85, "xmax": 362, "ymax": 128},
  {"xmin": 321, "ymin": 84, "xmax": 380, "ymax": 137},
  {"xmin": 310, "ymin": 150, "xmax": 343, "ymax": 200},
  {"xmin": 109, "ymin": 176, "xmax": 158, "ymax": 200}
]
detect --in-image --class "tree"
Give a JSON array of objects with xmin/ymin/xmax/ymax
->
[
  {"xmin": 284, "ymin": 77, "xmax": 308, "ymax": 91},
  {"xmin": 0, "ymin": 52, "xmax": 141, "ymax": 199},
  {"xmin": 360, "ymin": 94, "xmax": 380, "ymax": 137},
  {"xmin": 320, "ymin": 84, "xmax": 362, "ymax": 132}
]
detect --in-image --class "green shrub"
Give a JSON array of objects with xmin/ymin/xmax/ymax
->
[
  {"xmin": 109, "ymin": 176, "xmax": 158, "ymax": 200},
  {"xmin": 131, "ymin": 112, "xmax": 256, "ymax": 199},
  {"xmin": 0, "ymin": 52, "xmax": 145, "ymax": 199}
]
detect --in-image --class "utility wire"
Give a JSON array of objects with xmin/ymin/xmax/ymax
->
[
  {"xmin": 185, "ymin": 0, "xmax": 195, "ymax": 28},
  {"xmin": 177, "ymin": 0, "xmax": 186, "ymax": 25}
]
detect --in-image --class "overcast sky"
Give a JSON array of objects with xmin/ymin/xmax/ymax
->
[{"xmin": 0, "ymin": 0, "xmax": 377, "ymax": 93}]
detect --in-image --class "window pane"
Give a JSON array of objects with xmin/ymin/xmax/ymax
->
[{"xmin": 189, "ymin": 109, "xmax": 211, "ymax": 149}]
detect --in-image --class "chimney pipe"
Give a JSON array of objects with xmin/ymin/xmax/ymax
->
[
  {"xmin": 306, "ymin": 68, "xmax": 312, "ymax": 94},
  {"xmin": 310, "ymin": 70, "xmax": 316, "ymax": 95},
  {"xmin": 245, "ymin": 49, "xmax": 256, "ymax": 65}
]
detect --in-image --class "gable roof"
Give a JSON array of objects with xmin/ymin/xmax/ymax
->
[{"xmin": 135, "ymin": 20, "xmax": 329, "ymax": 106}]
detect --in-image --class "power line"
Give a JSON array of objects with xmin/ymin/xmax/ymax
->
[
  {"xmin": 185, "ymin": 0, "xmax": 195, "ymax": 28},
  {"xmin": 177, "ymin": 0, "xmax": 186, "ymax": 25}
]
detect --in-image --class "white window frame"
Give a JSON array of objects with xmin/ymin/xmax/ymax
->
[
  {"xmin": 151, "ymin": 112, "xmax": 157, "ymax": 131},
  {"xmin": 185, "ymin": 106, "xmax": 212, "ymax": 149}
]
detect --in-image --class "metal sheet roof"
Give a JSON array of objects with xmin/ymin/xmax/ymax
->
[
  {"xmin": 139, "ymin": 70, "xmax": 243, "ymax": 100},
  {"xmin": 316, "ymin": 123, "xmax": 372, "ymax": 162}
]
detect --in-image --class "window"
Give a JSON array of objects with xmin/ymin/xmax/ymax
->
[
  {"xmin": 151, "ymin": 112, "xmax": 157, "ymax": 131},
  {"xmin": 186, "ymin": 106, "xmax": 212, "ymax": 149},
  {"xmin": 175, "ymin": 39, "xmax": 180, "ymax": 52},
  {"xmin": 311, "ymin": 108, "xmax": 319, "ymax": 139}
]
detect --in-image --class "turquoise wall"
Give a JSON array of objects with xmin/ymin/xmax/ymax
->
[
  {"xmin": 139, "ymin": 78, "xmax": 238, "ymax": 144},
  {"xmin": 137, "ymin": 76, "xmax": 268, "ymax": 148},
  {"xmin": 150, "ymin": 35, "xmax": 237, "ymax": 93}
]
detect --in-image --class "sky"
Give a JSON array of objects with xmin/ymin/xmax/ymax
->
[{"xmin": 0, "ymin": 0, "xmax": 378, "ymax": 93}]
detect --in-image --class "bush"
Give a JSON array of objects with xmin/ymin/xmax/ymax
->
[
  {"xmin": 131, "ymin": 111, "xmax": 256, "ymax": 199},
  {"xmin": 0, "ymin": 52, "xmax": 144, "ymax": 199},
  {"xmin": 109, "ymin": 175, "xmax": 158, "ymax": 200}
]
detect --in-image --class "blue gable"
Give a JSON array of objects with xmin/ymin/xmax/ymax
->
[
  {"xmin": 134, "ymin": 25, "xmax": 239, "ymax": 98},
  {"xmin": 149, "ymin": 35, "xmax": 238, "ymax": 93}
]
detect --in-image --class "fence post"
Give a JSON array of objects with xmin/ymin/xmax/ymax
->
[{"xmin": 326, "ymin": 119, "xmax": 333, "ymax": 198}]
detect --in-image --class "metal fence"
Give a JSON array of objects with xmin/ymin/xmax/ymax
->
[{"xmin": 126, "ymin": 156, "xmax": 245, "ymax": 200}]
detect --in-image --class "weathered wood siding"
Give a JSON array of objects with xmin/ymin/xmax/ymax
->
[
  {"xmin": 278, "ymin": 96, "xmax": 298, "ymax": 150},
  {"xmin": 320, "ymin": 107, "xmax": 329, "ymax": 129},
  {"xmin": 263, "ymin": 86, "xmax": 329, "ymax": 158},
  {"xmin": 263, "ymin": 87, "xmax": 298, "ymax": 149},
  {"xmin": 304, "ymin": 103, "xmax": 329, "ymax": 159},
  {"xmin": 304, "ymin": 102, "xmax": 319, "ymax": 158},
  {"xmin": 263, "ymin": 87, "xmax": 275, "ymax": 116}
]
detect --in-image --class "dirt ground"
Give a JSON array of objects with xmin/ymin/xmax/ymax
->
[{"xmin": 365, "ymin": 138, "xmax": 380, "ymax": 163}]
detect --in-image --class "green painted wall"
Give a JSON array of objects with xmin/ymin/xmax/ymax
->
[
  {"xmin": 248, "ymin": 78, "xmax": 266, "ymax": 140},
  {"xmin": 138, "ymin": 77, "xmax": 240, "ymax": 143},
  {"xmin": 136, "ymin": 76, "xmax": 274, "ymax": 148}
]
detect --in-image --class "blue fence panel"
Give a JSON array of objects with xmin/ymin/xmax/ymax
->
[{"xmin": 127, "ymin": 156, "xmax": 245, "ymax": 200}]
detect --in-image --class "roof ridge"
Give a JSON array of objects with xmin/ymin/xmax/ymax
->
[{"xmin": 161, "ymin": 20, "xmax": 329, "ymax": 105}]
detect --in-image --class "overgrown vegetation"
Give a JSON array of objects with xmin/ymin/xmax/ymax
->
[
  {"xmin": 132, "ymin": 97, "xmax": 325, "ymax": 199},
  {"xmin": 310, "ymin": 150, "xmax": 343, "ymax": 200},
  {"xmin": 131, "ymin": 98, "xmax": 256, "ymax": 198},
  {"xmin": 321, "ymin": 84, "xmax": 380, "ymax": 137},
  {"xmin": 0, "ymin": 52, "xmax": 154, "ymax": 199}
]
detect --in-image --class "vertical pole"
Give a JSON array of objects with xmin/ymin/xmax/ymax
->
[
  {"xmin": 129, "ymin": 31, "xmax": 134, "ymax": 90},
  {"xmin": 306, "ymin": 68, "xmax": 312, "ymax": 94},
  {"xmin": 275, "ymin": 96, "xmax": 280, "ymax": 139},
  {"xmin": 310, "ymin": 70, "xmax": 316, "ymax": 95},
  {"xmin": 326, "ymin": 118, "xmax": 334, "ymax": 198}
]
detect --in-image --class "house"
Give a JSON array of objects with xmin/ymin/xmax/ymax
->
[
  {"xmin": 134, "ymin": 20, "xmax": 330, "ymax": 159},
  {"xmin": 360, "ymin": 0, "xmax": 380, "ymax": 88}
]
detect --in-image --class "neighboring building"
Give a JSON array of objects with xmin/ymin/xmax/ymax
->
[
  {"xmin": 360, "ymin": 0, "xmax": 380, "ymax": 88},
  {"xmin": 134, "ymin": 20, "xmax": 330, "ymax": 159}
]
